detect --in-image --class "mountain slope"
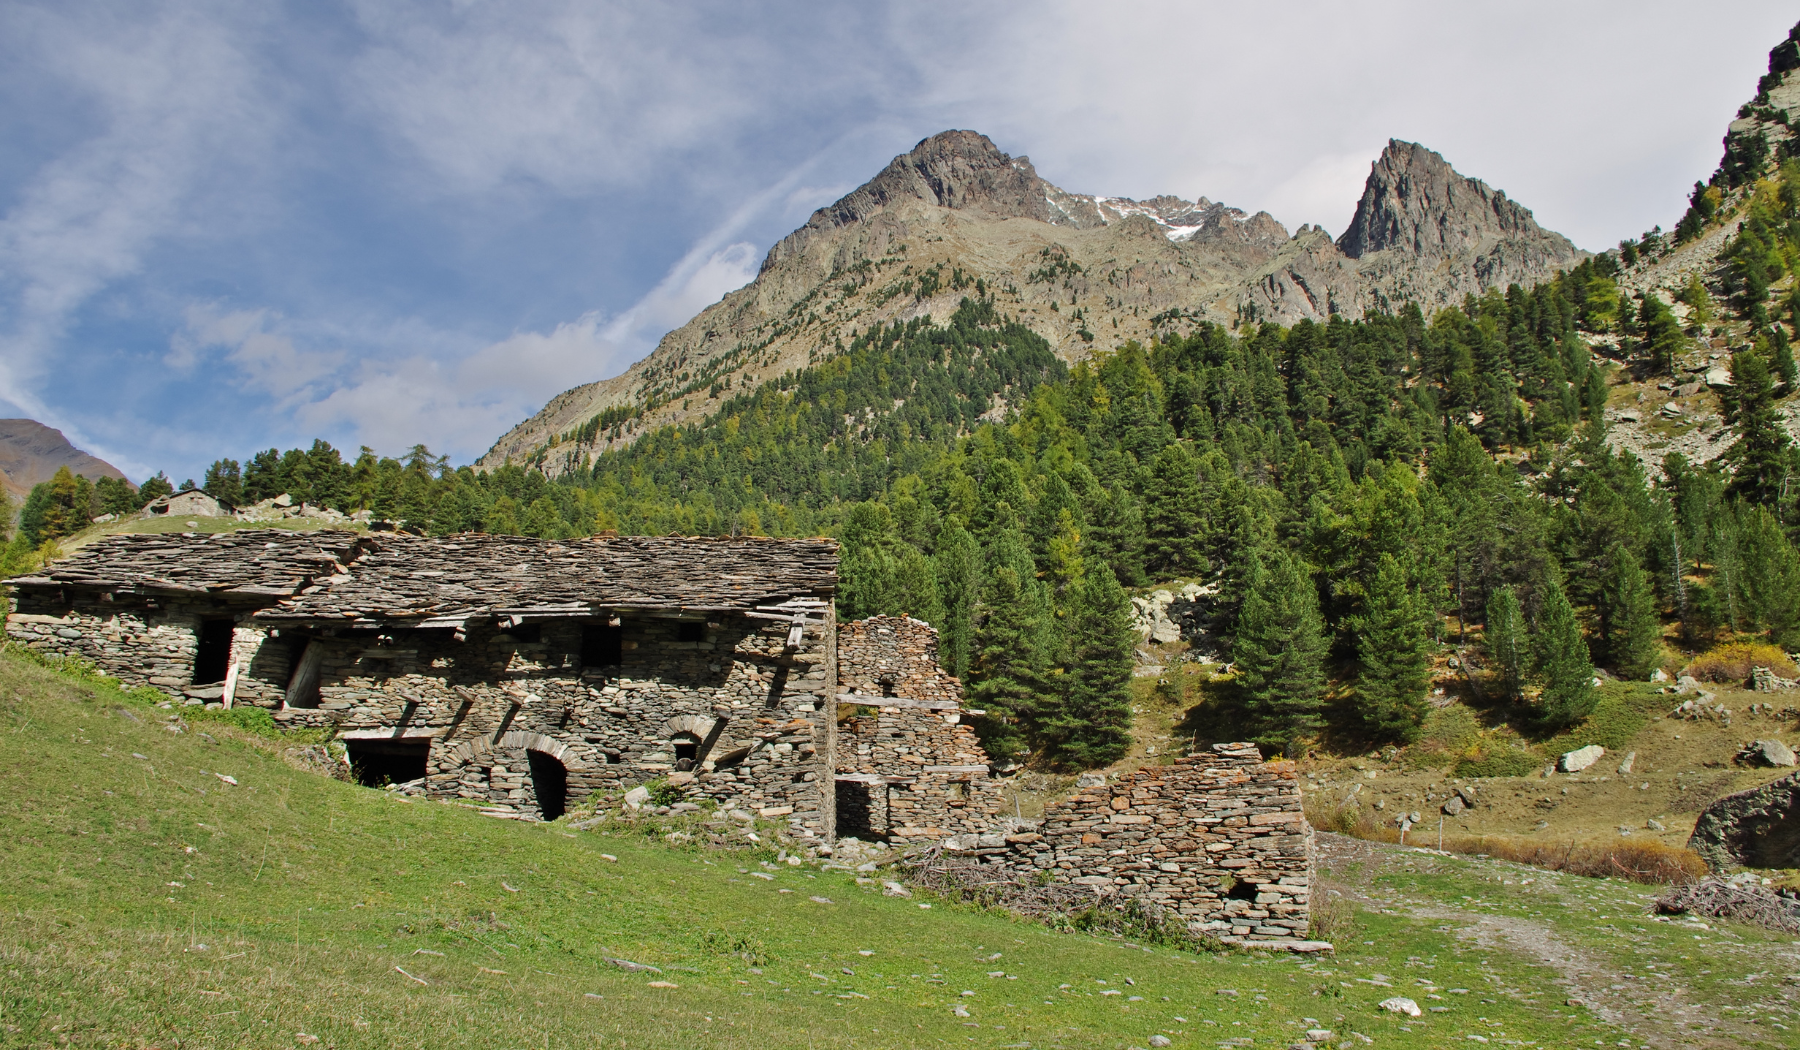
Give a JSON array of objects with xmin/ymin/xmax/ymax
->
[
  {"xmin": 0, "ymin": 418, "xmax": 128, "ymax": 500},
  {"xmin": 481, "ymin": 133, "xmax": 1583, "ymax": 474}
]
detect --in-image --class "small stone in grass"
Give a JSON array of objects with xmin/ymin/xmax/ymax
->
[
  {"xmin": 918, "ymin": 903, "xmax": 931, "ymax": 909},
  {"xmin": 600, "ymin": 854, "xmax": 618, "ymax": 862},
  {"xmin": 215, "ymin": 773, "xmax": 238, "ymax": 786},
  {"xmin": 132, "ymin": 753, "xmax": 147, "ymax": 760},
  {"xmin": 295, "ymin": 1035, "xmax": 319, "ymax": 1045},
  {"xmin": 1150, "ymin": 1037, "xmax": 1173, "ymax": 1047},
  {"xmin": 647, "ymin": 980, "xmax": 679, "ymax": 989},
  {"xmin": 809, "ymin": 895, "xmax": 832, "ymax": 904},
  {"xmin": 1379, "ymin": 996, "xmax": 1422, "ymax": 1017}
]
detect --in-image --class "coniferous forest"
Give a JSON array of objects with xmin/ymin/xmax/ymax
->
[{"xmin": 19, "ymin": 161, "xmax": 1800, "ymax": 771}]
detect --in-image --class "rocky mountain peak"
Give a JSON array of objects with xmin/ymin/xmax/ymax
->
[
  {"xmin": 806, "ymin": 130, "xmax": 1048, "ymax": 233},
  {"xmin": 1336, "ymin": 139, "xmax": 1572, "ymax": 261}
]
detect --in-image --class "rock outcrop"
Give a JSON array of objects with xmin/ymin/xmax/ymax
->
[
  {"xmin": 481, "ymin": 131, "xmax": 1586, "ymax": 474},
  {"xmin": 1688, "ymin": 771, "xmax": 1800, "ymax": 870}
]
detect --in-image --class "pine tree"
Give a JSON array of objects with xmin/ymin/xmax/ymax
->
[
  {"xmin": 1484, "ymin": 585, "xmax": 1525, "ymax": 702},
  {"xmin": 969, "ymin": 525, "xmax": 1051, "ymax": 761},
  {"xmin": 893, "ymin": 546, "xmax": 944, "ymax": 626},
  {"xmin": 1143, "ymin": 442, "xmax": 1206, "ymax": 576},
  {"xmin": 1533, "ymin": 572, "xmax": 1596, "ymax": 729},
  {"xmin": 1037, "ymin": 567, "xmax": 1134, "ymax": 768},
  {"xmin": 1773, "ymin": 325, "xmax": 1798, "ymax": 391},
  {"xmin": 1231, "ymin": 548, "xmax": 1328, "ymax": 753},
  {"xmin": 1598, "ymin": 544, "xmax": 1661, "ymax": 681},
  {"xmin": 932, "ymin": 521, "xmax": 981, "ymax": 679},
  {"xmin": 1722, "ymin": 346, "xmax": 1791, "ymax": 505},
  {"xmin": 1354, "ymin": 554, "xmax": 1433, "ymax": 742}
]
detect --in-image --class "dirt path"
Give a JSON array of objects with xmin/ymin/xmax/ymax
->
[{"xmin": 1314, "ymin": 832, "xmax": 1797, "ymax": 1049}]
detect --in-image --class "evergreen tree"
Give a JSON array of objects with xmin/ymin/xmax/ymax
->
[
  {"xmin": 1598, "ymin": 544, "xmax": 1661, "ymax": 681},
  {"xmin": 1773, "ymin": 324, "xmax": 1798, "ymax": 391},
  {"xmin": 1231, "ymin": 548, "xmax": 1328, "ymax": 753},
  {"xmin": 969, "ymin": 525, "xmax": 1051, "ymax": 760},
  {"xmin": 1037, "ymin": 567, "xmax": 1134, "ymax": 768},
  {"xmin": 1353, "ymin": 554, "xmax": 1433, "ymax": 742},
  {"xmin": 1721, "ymin": 346, "xmax": 1791, "ymax": 506},
  {"xmin": 932, "ymin": 521, "xmax": 980, "ymax": 679},
  {"xmin": 1532, "ymin": 571, "xmax": 1596, "ymax": 729},
  {"xmin": 893, "ymin": 546, "xmax": 944, "ymax": 626},
  {"xmin": 1484, "ymin": 585, "xmax": 1525, "ymax": 702},
  {"xmin": 1142, "ymin": 442, "xmax": 1206, "ymax": 576}
]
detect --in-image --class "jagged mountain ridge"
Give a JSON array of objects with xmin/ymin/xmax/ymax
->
[{"xmin": 481, "ymin": 132, "xmax": 1583, "ymax": 474}]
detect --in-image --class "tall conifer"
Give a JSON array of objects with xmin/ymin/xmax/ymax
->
[
  {"xmin": 1533, "ymin": 572, "xmax": 1596, "ymax": 728},
  {"xmin": 1354, "ymin": 554, "xmax": 1433, "ymax": 741},
  {"xmin": 1232, "ymin": 549, "xmax": 1328, "ymax": 753}
]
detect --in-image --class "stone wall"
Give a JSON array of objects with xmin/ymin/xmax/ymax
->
[
  {"xmin": 7, "ymin": 592, "xmax": 227, "ymax": 696},
  {"xmin": 972, "ymin": 743, "xmax": 1316, "ymax": 947},
  {"xmin": 835, "ymin": 616, "xmax": 1002, "ymax": 842},
  {"xmin": 243, "ymin": 609, "xmax": 841, "ymax": 838}
]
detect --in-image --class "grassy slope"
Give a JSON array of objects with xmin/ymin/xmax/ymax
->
[{"xmin": 1, "ymin": 654, "xmax": 1794, "ymax": 1050}]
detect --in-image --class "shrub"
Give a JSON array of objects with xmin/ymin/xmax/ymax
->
[
  {"xmin": 1685, "ymin": 642, "xmax": 1798, "ymax": 683},
  {"xmin": 1441, "ymin": 836, "xmax": 1706, "ymax": 885},
  {"xmin": 1454, "ymin": 746, "xmax": 1543, "ymax": 778},
  {"xmin": 645, "ymin": 780, "xmax": 685, "ymax": 807}
]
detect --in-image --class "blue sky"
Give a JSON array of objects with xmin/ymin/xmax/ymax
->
[{"xmin": 2, "ymin": 1, "xmax": 1794, "ymax": 484}]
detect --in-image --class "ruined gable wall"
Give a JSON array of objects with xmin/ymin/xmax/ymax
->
[
  {"xmin": 835, "ymin": 616, "xmax": 1003, "ymax": 841},
  {"xmin": 984, "ymin": 743, "xmax": 1314, "ymax": 945}
]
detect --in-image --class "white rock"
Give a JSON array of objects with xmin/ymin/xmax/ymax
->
[
  {"xmin": 1650, "ymin": 668, "xmax": 1669, "ymax": 683},
  {"xmin": 1706, "ymin": 366, "xmax": 1731, "ymax": 387},
  {"xmin": 1616, "ymin": 751, "xmax": 1635, "ymax": 775},
  {"xmin": 1379, "ymin": 996, "xmax": 1422, "ymax": 1017},
  {"xmin": 1149, "ymin": 1037, "xmax": 1172, "ymax": 1047},
  {"xmin": 1559, "ymin": 745, "xmax": 1605, "ymax": 772},
  {"xmin": 623, "ymin": 786, "xmax": 649, "ymax": 809}
]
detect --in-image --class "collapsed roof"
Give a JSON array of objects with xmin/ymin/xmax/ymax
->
[{"xmin": 10, "ymin": 530, "xmax": 839, "ymax": 626}]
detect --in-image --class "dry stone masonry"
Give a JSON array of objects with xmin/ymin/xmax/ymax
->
[
  {"xmin": 970, "ymin": 743, "xmax": 1320, "ymax": 949},
  {"xmin": 834, "ymin": 616, "xmax": 1003, "ymax": 841}
]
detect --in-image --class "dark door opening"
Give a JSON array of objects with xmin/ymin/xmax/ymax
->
[
  {"xmin": 527, "ymin": 749, "xmax": 568, "ymax": 821},
  {"xmin": 834, "ymin": 778, "xmax": 889, "ymax": 841},
  {"xmin": 581, "ymin": 623, "xmax": 622, "ymax": 667},
  {"xmin": 346, "ymin": 739, "xmax": 430, "ymax": 787},
  {"xmin": 192, "ymin": 619, "xmax": 235, "ymax": 685},
  {"xmin": 672, "ymin": 733, "xmax": 700, "ymax": 771}
]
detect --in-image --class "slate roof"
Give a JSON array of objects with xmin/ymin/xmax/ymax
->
[
  {"xmin": 7, "ymin": 529, "xmax": 360, "ymax": 598},
  {"xmin": 11, "ymin": 530, "xmax": 839, "ymax": 624},
  {"xmin": 253, "ymin": 533, "xmax": 839, "ymax": 626}
]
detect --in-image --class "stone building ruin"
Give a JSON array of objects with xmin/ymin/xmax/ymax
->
[{"xmin": 7, "ymin": 529, "xmax": 1317, "ymax": 942}]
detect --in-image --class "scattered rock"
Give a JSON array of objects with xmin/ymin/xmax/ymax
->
[
  {"xmin": 623, "ymin": 786, "xmax": 649, "ymax": 809},
  {"xmin": 882, "ymin": 881, "xmax": 911, "ymax": 897},
  {"xmin": 1149, "ymin": 1037, "xmax": 1172, "ymax": 1047},
  {"xmin": 1076, "ymin": 772, "xmax": 1107, "ymax": 788},
  {"xmin": 645, "ymin": 980, "xmax": 679, "ymax": 989},
  {"xmin": 1441, "ymin": 796, "xmax": 1466, "ymax": 816},
  {"xmin": 1559, "ymin": 745, "xmax": 1605, "ymax": 773},
  {"xmin": 1647, "ymin": 818, "xmax": 1666, "ymax": 831},
  {"xmin": 1378, "ymin": 996, "xmax": 1422, "ymax": 1017},
  {"xmin": 1738, "ymin": 739, "xmax": 1797, "ymax": 767},
  {"xmin": 1617, "ymin": 752, "xmax": 1636, "ymax": 775}
]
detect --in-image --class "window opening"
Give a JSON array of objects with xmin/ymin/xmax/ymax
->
[
  {"xmin": 676, "ymin": 621, "xmax": 704, "ymax": 643},
  {"xmin": 879, "ymin": 677, "xmax": 897, "ymax": 697},
  {"xmin": 192, "ymin": 619, "xmax": 235, "ymax": 685},
  {"xmin": 1224, "ymin": 876, "xmax": 1260, "ymax": 901},
  {"xmin": 346, "ymin": 739, "xmax": 430, "ymax": 788},
  {"xmin": 501, "ymin": 622, "xmax": 541, "ymax": 643},
  {"xmin": 672, "ymin": 733, "xmax": 701, "ymax": 771},
  {"xmin": 581, "ymin": 623, "xmax": 623, "ymax": 667},
  {"xmin": 527, "ymin": 750, "xmax": 568, "ymax": 821}
]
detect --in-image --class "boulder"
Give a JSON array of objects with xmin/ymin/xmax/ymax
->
[
  {"xmin": 1705, "ymin": 366, "xmax": 1731, "ymax": 387},
  {"xmin": 1617, "ymin": 751, "xmax": 1636, "ymax": 775},
  {"xmin": 1379, "ymin": 996, "xmax": 1422, "ymax": 1017},
  {"xmin": 1441, "ymin": 796, "xmax": 1466, "ymax": 816},
  {"xmin": 1740, "ymin": 739, "xmax": 1798, "ymax": 768},
  {"xmin": 1559, "ymin": 744, "xmax": 1605, "ymax": 773},
  {"xmin": 1688, "ymin": 770, "xmax": 1800, "ymax": 870}
]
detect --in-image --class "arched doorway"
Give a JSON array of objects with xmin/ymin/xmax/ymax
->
[{"xmin": 526, "ymin": 749, "xmax": 568, "ymax": 821}]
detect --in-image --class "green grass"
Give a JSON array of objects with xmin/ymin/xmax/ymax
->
[{"xmin": 0, "ymin": 654, "xmax": 1781, "ymax": 1049}]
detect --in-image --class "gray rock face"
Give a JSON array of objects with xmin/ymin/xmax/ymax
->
[
  {"xmin": 1337, "ymin": 141, "xmax": 1576, "ymax": 263},
  {"xmin": 1688, "ymin": 770, "xmax": 1800, "ymax": 870}
]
